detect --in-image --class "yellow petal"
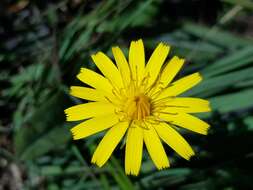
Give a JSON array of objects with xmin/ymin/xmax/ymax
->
[
  {"xmin": 144, "ymin": 43, "xmax": 170, "ymax": 89},
  {"xmin": 65, "ymin": 102, "xmax": 116, "ymax": 121},
  {"xmin": 71, "ymin": 114, "xmax": 119, "ymax": 140},
  {"xmin": 77, "ymin": 68, "xmax": 113, "ymax": 94},
  {"xmin": 155, "ymin": 122, "xmax": 194, "ymax": 160},
  {"xmin": 91, "ymin": 122, "xmax": 129, "ymax": 167},
  {"xmin": 160, "ymin": 113, "xmax": 210, "ymax": 135},
  {"xmin": 70, "ymin": 86, "xmax": 106, "ymax": 102},
  {"xmin": 125, "ymin": 125, "xmax": 143, "ymax": 175},
  {"xmin": 159, "ymin": 56, "xmax": 185, "ymax": 88},
  {"xmin": 129, "ymin": 39, "xmax": 145, "ymax": 84},
  {"xmin": 143, "ymin": 124, "xmax": 169, "ymax": 169},
  {"xmin": 112, "ymin": 46, "xmax": 131, "ymax": 87},
  {"xmin": 157, "ymin": 72, "xmax": 202, "ymax": 99},
  {"xmin": 161, "ymin": 98, "xmax": 211, "ymax": 113},
  {"xmin": 91, "ymin": 52, "xmax": 123, "ymax": 88}
]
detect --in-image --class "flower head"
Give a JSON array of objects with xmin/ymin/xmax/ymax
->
[{"xmin": 65, "ymin": 39, "xmax": 211, "ymax": 175}]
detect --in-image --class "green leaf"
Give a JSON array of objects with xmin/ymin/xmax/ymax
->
[
  {"xmin": 244, "ymin": 116, "xmax": 253, "ymax": 130},
  {"xmin": 202, "ymin": 46, "xmax": 253, "ymax": 77},
  {"xmin": 20, "ymin": 126, "xmax": 70, "ymax": 160},
  {"xmin": 223, "ymin": 0, "xmax": 253, "ymax": 10},
  {"xmin": 210, "ymin": 89, "xmax": 253, "ymax": 113},
  {"xmin": 97, "ymin": 0, "xmax": 158, "ymax": 33},
  {"xmin": 182, "ymin": 22, "xmax": 253, "ymax": 49},
  {"xmin": 185, "ymin": 67, "xmax": 253, "ymax": 97},
  {"xmin": 14, "ymin": 91, "xmax": 71, "ymax": 160},
  {"xmin": 107, "ymin": 157, "xmax": 136, "ymax": 190},
  {"xmin": 141, "ymin": 168, "xmax": 192, "ymax": 189}
]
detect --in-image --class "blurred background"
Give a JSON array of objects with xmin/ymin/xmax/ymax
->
[{"xmin": 1, "ymin": 0, "xmax": 253, "ymax": 189}]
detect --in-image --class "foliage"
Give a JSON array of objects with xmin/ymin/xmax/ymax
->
[{"xmin": 1, "ymin": 0, "xmax": 253, "ymax": 189}]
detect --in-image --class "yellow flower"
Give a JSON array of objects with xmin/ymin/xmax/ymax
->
[{"xmin": 65, "ymin": 39, "xmax": 211, "ymax": 175}]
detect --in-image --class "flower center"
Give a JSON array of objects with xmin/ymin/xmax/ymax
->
[{"xmin": 125, "ymin": 94, "xmax": 151, "ymax": 120}]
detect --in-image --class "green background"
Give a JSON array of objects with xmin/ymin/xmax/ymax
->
[{"xmin": 1, "ymin": 0, "xmax": 253, "ymax": 189}]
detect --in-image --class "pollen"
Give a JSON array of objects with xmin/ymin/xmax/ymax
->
[{"xmin": 125, "ymin": 94, "xmax": 151, "ymax": 120}]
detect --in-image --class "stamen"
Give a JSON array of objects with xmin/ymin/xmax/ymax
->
[
  {"xmin": 139, "ymin": 122, "xmax": 150, "ymax": 130},
  {"xmin": 153, "ymin": 105, "xmax": 190, "ymax": 113},
  {"xmin": 148, "ymin": 83, "xmax": 174, "ymax": 99},
  {"xmin": 124, "ymin": 94, "xmax": 151, "ymax": 121},
  {"xmin": 144, "ymin": 72, "xmax": 163, "ymax": 96},
  {"xmin": 145, "ymin": 117, "xmax": 161, "ymax": 125},
  {"xmin": 139, "ymin": 73, "xmax": 151, "ymax": 92},
  {"xmin": 104, "ymin": 96, "xmax": 121, "ymax": 107},
  {"xmin": 104, "ymin": 96, "xmax": 113, "ymax": 104},
  {"xmin": 112, "ymin": 88, "xmax": 123, "ymax": 100},
  {"xmin": 151, "ymin": 95, "xmax": 176, "ymax": 105},
  {"xmin": 159, "ymin": 111, "xmax": 178, "ymax": 115}
]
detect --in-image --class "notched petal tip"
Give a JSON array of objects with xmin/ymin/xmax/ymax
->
[
  {"xmin": 206, "ymin": 105, "xmax": 212, "ymax": 112},
  {"xmin": 91, "ymin": 52, "xmax": 107, "ymax": 65},
  {"xmin": 91, "ymin": 52, "xmax": 100, "ymax": 60},
  {"xmin": 64, "ymin": 109, "xmax": 72, "ymax": 121},
  {"xmin": 156, "ymin": 161, "xmax": 170, "ymax": 170},
  {"xmin": 80, "ymin": 67, "xmax": 86, "ymax": 73},
  {"xmin": 130, "ymin": 39, "xmax": 144, "ymax": 49},
  {"xmin": 135, "ymin": 39, "xmax": 143, "ymax": 43},
  {"xmin": 63, "ymin": 107, "xmax": 76, "ymax": 121},
  {"xmin": 111, "ymin": 46, "xmax": 119, "ymax": 51},
  {"xmin": 91, "ymin": 54, "xmax": 96, "ymax": 60},
  {"xmin": 91, "ymin": 157, "xmax": 104, "ymax": 168},
  {"xmin": 70, "ymin": 123, "xmax": 86, "ymax": 140},
  {"xmin": 65, "ymin": 116, "xmax": 72, "ymax": 122},
  {"xmin": 180, "ymin": 58, "xmax": 185, "ymax": 64},
  {"xmin": 69, "ymin": 86, "xmax": 76, "ymax": 95},
  {"xmin": 125, "ymin": 170, "xmax": 139, "ymax": 176},
  {"xmin": 77, "ymin": 68, "xmax": 91, "ymax": 80},
  {"xmin": 64, "ymin": 108, "xmax": 69, "ymax": 114},
  {"xmin": 157, "ymin": 164, "xmax": 170, "ymax": 170},
  {"xmin": 71, "ymin": 133, "xmax": 84, "ymax": 140},
  {"xmin": 201, "ymin": 124, "xmax": 210, "ymax": 135},
  {"xmin": 161, "ymin": 42, "xmax": 171, "ymax": 50},
  {"xmin": 71, "ymin": 134, "xmax": 79, "ymax": 140},
  {"xmin": 169, "ymin": 56, "xmax": 185, "ymax": 67},
  {"xmin": 157, "ymin": 42, "xmax": 170, "ymax": 52},
  {"xmin": 184, "ymin": 149, "xmax": 195, "ymax": 161},
  {"xmin": 172, "ymin": 55, "xmax": 180, "ymax": 61},
  {"xmin": 196, "ymin": 72, "xmax": 203, "ymax": 81},
  {"xmin": 206, "ymin": 101, "xmax": 212, "ymax": 112},
  {"xmin": 70, "ymin": 127, "xmax": 80, "ymax": 140}
]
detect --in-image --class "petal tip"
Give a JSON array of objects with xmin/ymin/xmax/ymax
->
[
  {"xmin": 112, "ymin": 46, "xmax": 119, "ymax": 51},
  {"xmin": 202, "ymin": 127, "xmax": 210, "ymax": 135},
  {"xmin": 72, "ymin": 134, "xmax": 80, "ymax": 140},
  {"xmin": 197, "ymin": 72, "xmax": 203, "ymax": 80},
  {"xmin": 185, "ymin": 151, "xmax": 195, "ymax": 160},
  {"xmin": 91, "ymin": 158, "xmax": 104, "ymax": 168},
  {"xmin": 80, "ymin": 67, "xmax": 86, "ymax": 73},
  {"xmin": 157, "ymin": 162, "xmax": 170, "ymax": 170}
]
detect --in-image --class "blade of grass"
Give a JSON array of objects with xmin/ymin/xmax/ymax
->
[
  {"xmin": 185, "ymin": 67, "xmax": 253, "ymax": 97},
  {"xmin": 210, "ymin": 89, "xmax": 253, "ymax": 113},
  {"xmin": 222, "ymin": 0, "xmax": 253, "ymax": 10},
  {"xmin": 182, "ymin": 22, "xmax": 253, "ymax": 49},
  {"xmin": 202, "ymin": 46, "xmax": 253, "ymax": 77}
]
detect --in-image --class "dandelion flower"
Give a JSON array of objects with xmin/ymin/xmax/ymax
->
[{"xmin": 65, "ymin": 39, "xmax": 211, "ymax": 175}]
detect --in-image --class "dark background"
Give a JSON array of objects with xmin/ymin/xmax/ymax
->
[{"xmin": 1, "ymin": 0, "xmax": 253, "ymax": 189}]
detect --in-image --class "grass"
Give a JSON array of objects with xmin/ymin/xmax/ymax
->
[{"xmin": 1, "ymin": 0, "xmax": 253, "ymax": 189}]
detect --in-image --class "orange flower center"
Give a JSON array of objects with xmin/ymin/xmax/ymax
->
[{"xmin": 125, "ymin": 94, "xmax": 151, "ymax": 120}]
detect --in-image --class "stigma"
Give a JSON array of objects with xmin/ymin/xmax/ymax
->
[{"xmin": 125, "ymin": 94, "xmax": 151, "ymax": 120}]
